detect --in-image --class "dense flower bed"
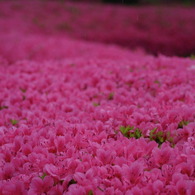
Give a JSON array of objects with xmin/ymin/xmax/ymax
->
[
  {"xmin": 0, "ymin": 1, "xmax": 195, "ymax": 195},
  {"xmin": 0, "ymin": 32, "xmax": 195, "ymax": 194},
  {"xmin": 0, "ymin": 1, "xmax": 195, "ymax": 56}
]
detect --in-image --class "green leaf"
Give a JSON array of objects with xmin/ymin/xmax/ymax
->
[
  {"xmin": 129, "ymin": 132, "xmax": 135, "ymax": 138},
  {"xmin": 168, "ymin": 137, "xmax": 173, "ymax": 143},
  {"xmin": 158, "ymin": 136, "xmax": 164, "ymax": 143},
  {"xmin": 119, "ymin": 126, "xmax": 142, "ymax": 139},
  {"xmin": 68, "ymin": 179, "xmax": 77, "ymax": 187},
  {"xmin": 135, "ymin": 128, "xmax": 142, "ymax": 139},
  {"xmin": 119, "ymin": 125, "xmax": 133, "ymax": 137},
  {"xmin": 10, "ymin": 119, "xmax": 19, "ymax": 125},
  {"xmin": 178, "ymin": 120, "xmax": 189, "ymax": 129},
  {"xmin": 157, "ymin": 131, "xmax": 163, "ymax": 137},
  {"xmin": 149, "ymin": 127, "xmax": 157, "ymax": 139},
  {"xmin": 39, "ymin": 173, "xmax": 47, "ymax": 180},
  {"xmin": 166, "ymin": 131, "xmax": 171, "ymax": 138}
]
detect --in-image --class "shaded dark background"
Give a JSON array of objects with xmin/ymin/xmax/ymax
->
[
  {"xmin": 103, "ymin": 0, "xmax": 194, "ymax": 3},
  {"xmin": 0, "ymin": 0, "xmax": 194, "ymax": 58},
  {"xmin": 78, "ymin": 0, "xmax": 195, "ymax": 5}
]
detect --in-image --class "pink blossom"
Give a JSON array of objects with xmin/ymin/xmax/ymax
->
[{"xmin": 29, "ymin": 176, "xmax": 54, "ymax": 194}]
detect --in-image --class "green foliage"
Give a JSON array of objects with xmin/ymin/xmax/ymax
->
[
  {"xmin": 10, "ymin": 119, "xmax": 19, "ymax": 125},
  {"xmin": 120, "ymin": 126, "xmax": 142, "ymax": 139},
  {"xmin": 119, "ymin": 125, "xmax": 175, "ymax": 146},
  {"xmin": 120, "ymin": 125, "xmax": 133, "ymax": 137},
  {"xmin": 133, "ymin": 128, "xmax": 142, "ymax": 139},
  {"xmin": 149, "ymin": 128, "xmax": 174, "ymax": 147},
  {"xmin": 178, "ymin": 120, "xmax": 189, "ymax": 129},
  {"xmin": 0, "ymin": 105, "xmax": 8, "ymax": 110}
]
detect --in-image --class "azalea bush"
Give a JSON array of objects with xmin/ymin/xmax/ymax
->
[
  {"xmin": 0, "ymin": 32, "xmax": 195, "ymax": 194},
  {"xmin": 0, "ymin": 0, "xmax": 195, "ymax": 194},
  {"xmin": 0, "ymin": 1, "xmax": 195, "ymax": 56}
]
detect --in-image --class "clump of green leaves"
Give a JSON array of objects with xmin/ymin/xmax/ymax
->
[
  {"xmin": 10, "ymin": 119, "xmax": 19, "ymax": 125},
  {"xmin": 149, "ymin": 128, "xmax": 174, "ymax": 147},
  {"xmin": 120, "ymin": 125, "xmax": 133, "ymax": 138},
  {"xmin": 149, "ymin": 128, "xmax": 164, "ymax": 145},
  {"xmin": 0, "ymin": 105, "xmax": 8, "ymax": 110},
  {"xmin": 178, "ymin": 120, "xmax": 189, "ymax": 129},
  {"xmin": 120, "ymin": 126, "xmax": 142, "ymax": 139},
  {"xmin": 119, "ymin": 125, "xmax": 175, "ymax": 146}
]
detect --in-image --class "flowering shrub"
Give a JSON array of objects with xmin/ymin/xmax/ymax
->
[
  {"xmin": 0, "ymin": 32, "xmax": 195, "ymax": 193},
  {"xmin": 0, "ymin": 0, "xmax": 195, "ymax": 194},
  {"xmin": 0, "ymin": 1, "xmax": 195, "ymax": 56}
]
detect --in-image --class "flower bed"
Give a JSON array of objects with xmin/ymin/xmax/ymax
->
[
  {"xmin": 0, "ymin": 1, "xmax": 195, "ymax": 194},
  {"xmin": 0, "ymin": 32, "xmax": 195, "ymax": 194},
  {"xmin": 0, "ymin": 1, "xmax": 195, "ymax": 56}
]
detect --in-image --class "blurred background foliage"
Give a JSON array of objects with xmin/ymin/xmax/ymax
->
[
  {"xmin": 103, "ymin": 0, "xmax": 194, "ymax": 3},
  {"xmin": 76, "ymin": 0, "xmax": 195, "ymax": 5}
]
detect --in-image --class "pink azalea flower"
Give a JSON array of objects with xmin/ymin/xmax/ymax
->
[
  {"xmin": 29, "ymin": 176, "xmax": 54, "ymax": 194},
  {"xmin": 0, "ymin": 181, "xmax": 26, "ymax": 195},
  {"xmin": 122, "ymin": 162, "xmax": 143, "ymax": 185},
  {"xmin": 66, "ymin": 184, "xmax": 86, "ymax": 195},
  {"xmin": 2, "ymin": 163, "xmax": 15, "ymax": 180},
  {"xmin": 47, "ymin": 184, "xmax": 63, "ymax": 195}
]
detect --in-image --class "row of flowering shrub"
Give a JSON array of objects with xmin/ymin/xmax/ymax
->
[
  {"xmin": 0, "ymin": 1, "xmax": 195, "ymax": 56},
  {"xmin": 0, "ymin": 29, "xmax": 195, "ymax": 194}
]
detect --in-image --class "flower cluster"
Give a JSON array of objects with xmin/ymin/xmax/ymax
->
[
  {"xmin": 0, "ymin": 0, "xmax": 195, "ymax": 194},
  {"xmin": 0, "ymin": 34, "xmax": 194, "ymax": 193}
]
